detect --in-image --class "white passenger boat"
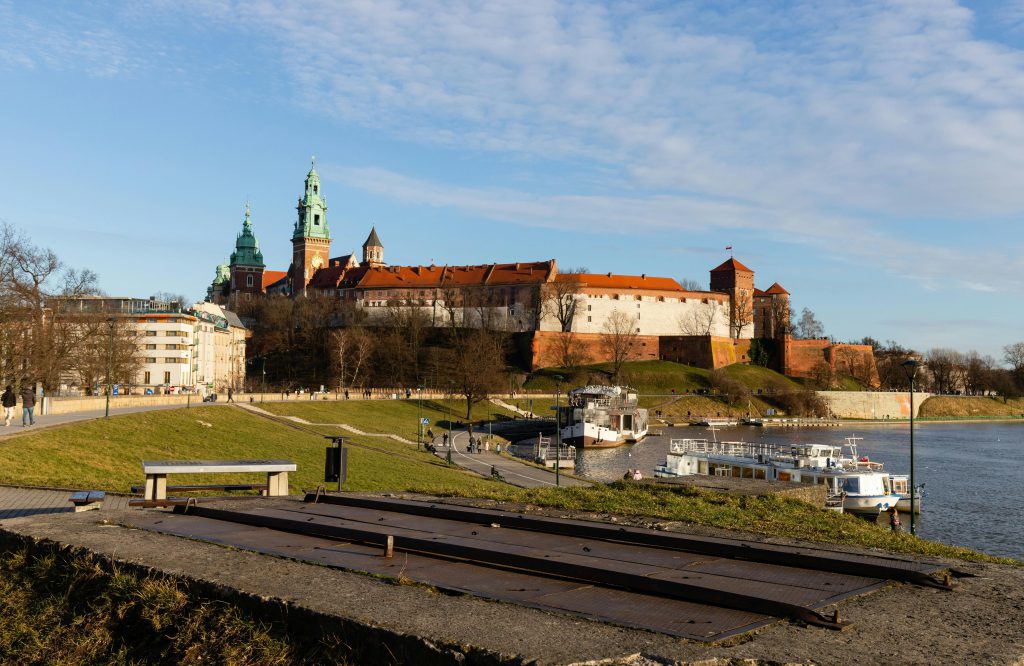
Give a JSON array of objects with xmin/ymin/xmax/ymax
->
[
  {"xmin": 887, "ymin": 474, "xmax": 923, "ymax": 514},
  {"xmin": 654, "ymin": 436, "xmax": 904, "ymax": 514},
  {"xmin": 559, "ymin": 385, "xmax": 648, "ymax": 448}
]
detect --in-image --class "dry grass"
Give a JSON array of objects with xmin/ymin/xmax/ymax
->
[{"xmin": 919, "ymin": 396, "xmax": 1024, "ymax": 419}]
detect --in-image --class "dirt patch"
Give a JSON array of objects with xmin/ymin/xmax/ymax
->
[{"xmin": 1, "ymin": 494, "xmax": 1022, "ymax": 665}]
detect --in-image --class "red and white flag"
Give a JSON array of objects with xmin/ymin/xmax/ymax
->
[{"xmin": 725, "ymin": 246, "xmax": 732, "ymax": 250}]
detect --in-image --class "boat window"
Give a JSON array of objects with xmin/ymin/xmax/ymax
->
[{"xmin": 841, "ymin": 477, "xmax": 861, "ymax": 493}]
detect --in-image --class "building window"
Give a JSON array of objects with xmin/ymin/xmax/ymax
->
[
  {"xmin": 164, "ymin": 372, "xmax": 171, "ymax": 383},
  {"xmin": 247, "ymin": 275, "xmax": 254, "ymax": 288},
  {"xmin": 146, "ymin": 331, "xmax": 157, "ymax": 337},
  {"xmin": 146, "ymin": 344, "xmax": 156, "ymax": 350},
  {"xmin": 587, "ymin": 316, "xmax": 592, "ymax": 322},
  {"xmin": 146, "ymin": 357, "xmax": 156, "ymax": 364},
  {"xmin": 314, "ymin": 214, "xmax": 320, "ymax": 226},
  {"xmin": 587, "ymin": 305, "xmax": 592, "ymax": 311},
  {"xmin": 144, "ymin": 371, "xmax": 151, "ymax": 384}
]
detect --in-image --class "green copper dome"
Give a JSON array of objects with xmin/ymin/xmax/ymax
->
[
  {"xmin": 212, "ymin": 262, "xmax": 230, "ymax": 285},
  {"xmin": 230, "ymin": 204, "xmax": 265, "ymax": 267}
]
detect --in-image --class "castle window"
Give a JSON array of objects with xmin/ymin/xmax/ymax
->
[
  {"xmin": 247, "ymin": 275, "xmax": 254, "ymax": 288},
  {"xmin": 587, "ymin": 316, "xmax": 592, "ymax": 322},
  {"xmin": 313, "ymin": 185, "xmax": 318, "ymax": 194},
  {"xmin": 314, "ymin": 214, "xmax": 320, "ymax": 225}
]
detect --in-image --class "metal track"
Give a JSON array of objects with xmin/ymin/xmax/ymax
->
[{"xmin": 303, "ymin": 494, "xmax": 953, "ymax": 590}]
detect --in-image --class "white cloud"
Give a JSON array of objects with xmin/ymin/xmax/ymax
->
[
  {"xmin": 325, "ymin": 163, "xmax": 1024, "ymax": 293},
  {"xmin": 0, "ymin": 2, "xmax": 138, "ymax": 77}
]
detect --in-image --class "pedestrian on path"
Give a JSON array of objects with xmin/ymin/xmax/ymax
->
[
  {"xmin": 2, "ymin": 385, "xmax": 16, "ymax": 426},
  {"xmin": 227, "ymin": 387, "xmax": 234, "ymax": 403},
  {"xmin": 20, "ymin": 385, "xmax": 36, "ymax": 427}
]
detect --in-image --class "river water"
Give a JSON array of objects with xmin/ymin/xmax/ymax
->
[{"xmin": 574, "ymin": 422, "xmax": 1024, "ymax": 561}]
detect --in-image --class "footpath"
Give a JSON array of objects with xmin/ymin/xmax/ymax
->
[{"xmin": 236, "ymin": 403, "xmax": 589, "ymax": 489}]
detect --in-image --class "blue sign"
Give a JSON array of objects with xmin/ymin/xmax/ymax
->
[
  {"xmin": 421, "ymin": 418, "xmax": 429, "ymax": 425},
  {"xmin": 112, "ymin": 384, "xmax": 120, "ymax": 396}
]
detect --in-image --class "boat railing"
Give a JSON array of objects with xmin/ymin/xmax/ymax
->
[{"xmin": 669, "ymin": 438, "xmax": 767, "ymax": 458}]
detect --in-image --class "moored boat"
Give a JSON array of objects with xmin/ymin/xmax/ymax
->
[
  {"xmin": 559, "ymin": 385, "xmax": 648, "ymax": 448},
  {"xmin": 655, "ymin": 436, "xmax": 904, "ymax": 514}
]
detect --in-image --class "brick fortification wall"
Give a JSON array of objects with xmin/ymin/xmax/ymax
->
[
  {"xmin": 530, "ymin": 331, "xmax": 661, "ymax": 370},
  {"xmin": 528, "ymin": 332, "xmax": 876, "ymax": 386},
  {"xmin": 781, "ymin": 338, "xmax": 879, "ymax": 387}
]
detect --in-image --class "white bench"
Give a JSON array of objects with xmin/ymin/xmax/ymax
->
[{"xmin": 141, "ymin": 459, "xmax": 296, "ymax": 501}]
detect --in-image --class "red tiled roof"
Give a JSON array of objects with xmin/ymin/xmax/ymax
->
[
  {"xmin": 353, "ymin": 261, "xmax": 555, "ymax": 289},
  {"xmin": 561, "ymin": 273, "xmax": 683, "ymax": 292},
  {"xmin": 308, "ymin": 265, "xmax": 348, "ymax": 289},
  {"xmin": 710, "ymin": 257, "xmax": 754, "ymax": 273},
  {"xmin": 764, "ymin": 282, "xmax": 789, "ymax": 295},
  {"xmin": 262, "ymin": 270, "xmax": 288, "ymax": 290}
]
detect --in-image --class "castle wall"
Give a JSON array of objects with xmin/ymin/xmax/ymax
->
[
  {"xmin": 538, "ymin": 291, "xmax": 731, "ymax": 338},
  {"xmin": 781, "ymin": 338, "xmax": 880, "ymax": 387},
  {"xmin": 529, "ymin": 331, "xmax": 661, "ymax": 370},
  {"xmin": 782, "ymin": 338, "xmax": 832, "ymax": 377}
]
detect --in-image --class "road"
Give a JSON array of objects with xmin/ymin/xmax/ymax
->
[{"xmin": 430, "ymin": 429, "xmax": 590, "ymax": 489}]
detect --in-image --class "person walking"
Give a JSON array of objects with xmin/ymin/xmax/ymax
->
[
  {"xmin": 2, "ymin": 385, "xmax": 16, "ymax": 426},
  {"xmin": 20, "ymin": 384, "xmax": 36, "ymax": 427},
  {"xmin": 227, "ymin": 387, "xmax": 234, "ymax": 403}
]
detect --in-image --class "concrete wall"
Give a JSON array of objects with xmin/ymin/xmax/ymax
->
[{"xmin": 817, "ymin": 391, "xmax": 931, "ymax": 419}]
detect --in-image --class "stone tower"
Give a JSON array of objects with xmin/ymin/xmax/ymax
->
[
  {"xmin": 362, "ymin": 226, "xmax": 384, "ymax": 267},
  {"xmin": 709, "ymin": 257, "xmax": 754, "ymax": 338},
  {"xmin": 228, "ymin": 204, "xmax": 265, "ymax": 306},
  {"xmin": 290, "ymin": 157, "xmax": 331, "ymax": 295}
]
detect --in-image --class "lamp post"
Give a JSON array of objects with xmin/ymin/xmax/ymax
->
[
  {"xmin": 416, "ymin": 384, "xmax": 424, "ymax": 450},
  {"xmin": 261, "ymin": 357, "xmax": 266, "ymax": 403},
  {"xmin": 446, "ymin": 381, "xmax": 454, "ymax": 465},
  {"xmin": 553, "ymin": 374, "xmax": 564, "ymax": 487},
  {"xmin": 902, "ymin": 359, "xmax": 921, "ymax": 536},
  {"xmin": 104, "ymin": 317, "xmax": 115, "ymax": 419}
]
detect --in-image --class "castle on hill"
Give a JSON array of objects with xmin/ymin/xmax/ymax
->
[{"xmin": 207, "ymin": 159, "xmax": 877, "ymax": 383}]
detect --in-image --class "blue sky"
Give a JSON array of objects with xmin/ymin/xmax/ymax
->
[{"xmin": 1, "ymin": 0, "xmax": 1022, "ymax": 359}]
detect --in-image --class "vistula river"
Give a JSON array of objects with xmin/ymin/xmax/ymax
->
[{"xmin": 573, "ymin": 422, "xmax": 1024, "ymax": 561}]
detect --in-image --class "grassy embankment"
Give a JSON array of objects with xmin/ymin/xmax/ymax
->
[
  {"xmin": 919, "ymin": 395, "xmax": 1024, "ymax": 420},
  {"xmin": 525, "ymin": 360, "xmax": 803, "ymax": 418},
  {"xmin": 0, "ymin": 402, "xmax": 1016, "ymax": 565}
]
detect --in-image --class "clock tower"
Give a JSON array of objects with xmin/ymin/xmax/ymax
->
[{"xmin": 290, "ymin": 157, "xmax": 332, "ymax": 295}]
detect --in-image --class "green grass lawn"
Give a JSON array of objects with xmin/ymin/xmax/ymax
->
[
  {"xmin": 525, "ymin": 360, "xmax": 801, "ymax": 394},
  {"xmin": 258, "ymin": 398, "xmax": 518, "ymax": 440},
  {"xmin": 0, "ymin": 406, "xmax": 503, "ymax": 496}
]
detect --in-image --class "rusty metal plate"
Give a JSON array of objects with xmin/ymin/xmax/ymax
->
[{"xmin": 130, "ymin": 512, "xmax": 774, "ymax": 640}]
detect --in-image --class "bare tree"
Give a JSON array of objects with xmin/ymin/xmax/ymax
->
[
  {"xmin": 451, "ymin": 328, "xmax": 506, "ymax": 419},
  {"xmin": 925, "ymin": 348, "xmax": 966, "ymax": 394},
  {"xmin": 677, "ymin": 301, "xmax": 720, "ymax": 336},
  {"xmin": 730, "ymin": 289, "xmax": 754, "ymax": 338},
  {"xmin": 767, "ymin": 297, "xmax": 791, "ymax": 338},
  {"xmin": 331, "ymin": 327, "xmax": 374, "ymax": 387},
  {"xmin": 811, "ymin": 360, "xmax": 835, "ymax": 389},
  {"xmin": 553, "ymin": 331, "xmax": 588, "ymax": 370},
  {"xmin": 1004, "ymin": 342, "xmax": 1024, "ymax": 386},
  {"xmin": 600, "ymin": 309, "xmax": 639, "ymax": 382},
  {"xmin": 677, "ymin": 277, "xmax": 703, "ymax": 291},
  {"xmin": 964, "ymin": 352, "xmax": 996, "ymax": 395},
  {"xmin": 541, "ymin": 268, "xmax": 585, "ymax": 332},
  {"xmin": 793, "ymin": 307, "xmax": 825, "ymax": 339}
]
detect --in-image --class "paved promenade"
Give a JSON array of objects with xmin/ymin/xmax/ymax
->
[
  {"xmin": 0, "ymin": 485, "xmax": 133, "ymax": 520},
  {"xmin": 431, "ymin": 429, "xmax": 591, "ymax": 489},
  {"xmin": 0, "ymin": 402, "xmax": 228, "ymax": 439}
]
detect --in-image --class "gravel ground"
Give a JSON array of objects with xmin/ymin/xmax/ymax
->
[{"xmin": 1, "ymin": 494, "xmax": 1021, "ymax": 665}]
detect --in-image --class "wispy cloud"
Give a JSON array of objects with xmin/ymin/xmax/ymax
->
[
  {"xmin": 324, "ymin": 163, "xmax": 1024, "ymax": 292},
  {"xmin": 0, "ymin": 1, "xmax": 138, "ymax": 77}
]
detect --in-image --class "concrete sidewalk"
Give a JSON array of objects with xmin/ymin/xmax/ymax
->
[
  {"xmin": 0, "ymin": 402, "xmax": 229, "ymax": 439},
  {"xmin": 430, "ymin": 429, "xmax": 591, "ymax": 489}
]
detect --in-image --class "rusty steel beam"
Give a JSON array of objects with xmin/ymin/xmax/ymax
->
[
  {"xmin": 303, "ymin": 494, "xmax": 952, "ymax": 591},
  {"xmin": 175, "ymin": 504, "xmax": 851, "ymax": 630}
]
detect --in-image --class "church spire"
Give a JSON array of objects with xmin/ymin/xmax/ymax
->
[
  {"xmin": 293, "ymin": 156, "xmax": 330, "ymax": 241},
  {"xmin": 362, "ymin": 225, "xmax": 384, "ymax": 267},
  {"xmin": 231, "ymin": 203, "xmax": 264, "ymax": 267}
]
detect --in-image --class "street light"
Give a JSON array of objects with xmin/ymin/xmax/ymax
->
[
  {"xmin": 416, "ymin": 384, "xmax": 424, "ymax": 451},
  {"xmin": 902, "ymin": 359, "xmax": 921, "ymax": 536},
  {"xmin": 104, "ymin": 317, "xmax": 115, "ymax": 419},
  {"xmin": 446, "ymin": 381, "xmax": 454, "ymax": 465},
  {"xmin": 552, "ymin": 374, "xmax": 564, "ymax": 487}
]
